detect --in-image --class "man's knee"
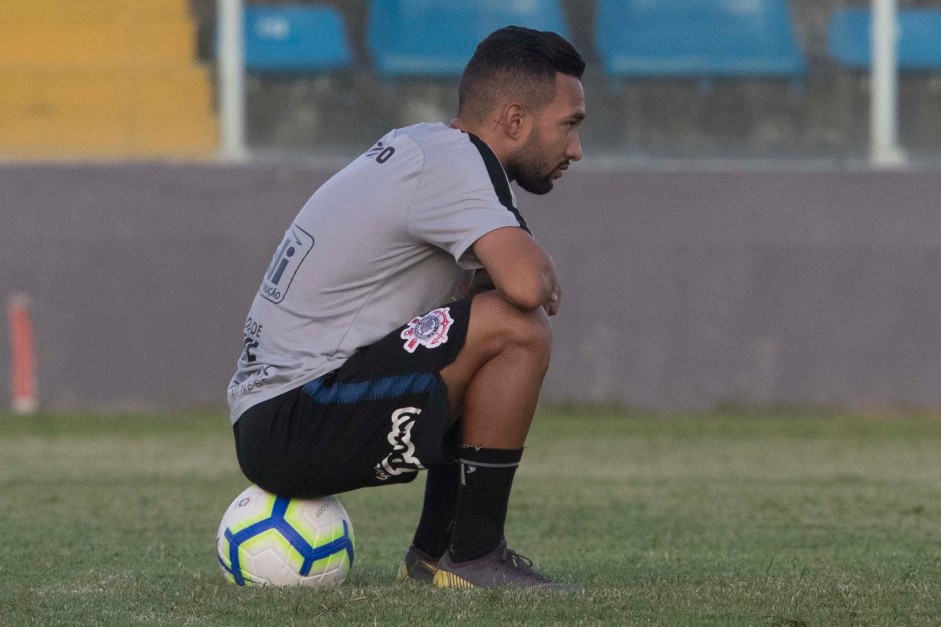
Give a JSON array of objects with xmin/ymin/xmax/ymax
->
[{"xmin": 468, "ymin": 291, "xmax": 553, "ymax": 361}]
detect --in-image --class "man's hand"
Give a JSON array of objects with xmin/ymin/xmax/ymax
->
[{"xmin": 545, "ymin": 279, "xmax": 561, "ymax": 316}]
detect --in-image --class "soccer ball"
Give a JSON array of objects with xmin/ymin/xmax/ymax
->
[{"xmin": 216, "ymin": 485, "xmax": 355, "ymax": 587}]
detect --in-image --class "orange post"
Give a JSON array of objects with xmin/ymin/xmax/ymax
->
[{"xmin": 8, "ymin": 294, "xmax": 38, "ymax": 414}]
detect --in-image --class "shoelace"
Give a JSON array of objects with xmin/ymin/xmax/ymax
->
[{"xmin": 504, "ymin": 549, "xmax": 550, "ymax": 581}]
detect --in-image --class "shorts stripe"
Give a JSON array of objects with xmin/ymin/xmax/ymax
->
[{"xmin": 301, "ymin": 371, "xmax": 437, "ymax": 404}]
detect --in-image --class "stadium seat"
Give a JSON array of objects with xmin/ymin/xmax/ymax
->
[
  {"xmin": 827, "ymin": 8, "xmax": 941, "ymax": 71},
  {"xmin": 367, "ymin": 0, "xmax": 570, "ymax": 78},
  {"xmin": 244, "ymin": 5, "xmax": 353, "ymax": 72},
  {"xmin": 596, "ymin": 0, "xmax": 807, "ymax": 80}
]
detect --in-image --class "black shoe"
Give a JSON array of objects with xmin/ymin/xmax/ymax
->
[{"xmin": 433, "ymin": 540, "xmax": 581, "ymax": 593}]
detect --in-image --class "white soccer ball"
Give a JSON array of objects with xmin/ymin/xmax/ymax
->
[{"xmin": 216, "ymin": 485, "xmax": 355, "ymax": 587}]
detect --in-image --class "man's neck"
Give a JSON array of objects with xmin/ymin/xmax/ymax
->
[{"xmin": 449, "ymin": 117, "xmax": 509, "ymax": 169}]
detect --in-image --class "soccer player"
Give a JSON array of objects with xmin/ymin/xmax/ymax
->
[{"xmin": 227, "ymin": 26, "xmax": 586, "ymax": 591}]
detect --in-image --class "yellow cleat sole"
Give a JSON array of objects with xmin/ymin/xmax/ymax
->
[
  {"xmin": 397, "ymin": 557, "xmax": 439, "ymax": 584},
  {"xmin": 432, "ymin": 570, "xmax": 477, "ymax": 589}
]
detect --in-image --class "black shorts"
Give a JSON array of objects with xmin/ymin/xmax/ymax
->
[{"xmin": 233, "ymin": 298, "xmax": 471, "ymax": 498}]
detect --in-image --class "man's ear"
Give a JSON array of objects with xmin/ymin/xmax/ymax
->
[{"xmin": 501, "ymin": 103, "xmax": 528, "ymax": 141}]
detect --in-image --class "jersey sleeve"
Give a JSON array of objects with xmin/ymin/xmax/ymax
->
[{"xmin": 406, "ymin": 137, "xmax": 526, "ymax": 269}]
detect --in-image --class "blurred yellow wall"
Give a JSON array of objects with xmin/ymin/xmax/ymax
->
[{"xmin": 0, "ymin": 0, "xmax": 217, "ymax": 159}]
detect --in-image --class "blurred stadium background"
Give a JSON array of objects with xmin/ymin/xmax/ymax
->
[{"xmin": 2, "ymin": 0, "xmax": 941, "ymax": 414}]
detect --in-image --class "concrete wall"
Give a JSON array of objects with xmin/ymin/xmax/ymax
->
[{"xmin": 1, "ymin": 163, "xmax": 939, "ymax": 413}]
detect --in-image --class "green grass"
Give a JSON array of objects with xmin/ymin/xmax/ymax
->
[{"xmin": 3, "ymin": 410, "xmax": 941, "ymax": 625}]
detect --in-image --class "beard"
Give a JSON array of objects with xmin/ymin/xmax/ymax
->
[{"xmin": 505, "ymin": 132, "xmax": 557, "ymax": 195}]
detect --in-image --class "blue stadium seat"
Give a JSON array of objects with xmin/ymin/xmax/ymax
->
[
  {"xmin": 368, "ymin": 0, "xmax": 570, "ymax": 78},
  {"xmin": 596, "ymin": 0, "xmax": 807, "ymax": 80},
  {"xmin": 243, "ymin": 5, "xmax": 353, "ymax": 72},
  {"xmin": 828, "ymin": 8, "xmax": 941, "ymax": 71}
]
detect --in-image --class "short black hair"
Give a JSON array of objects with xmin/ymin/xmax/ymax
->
[{"xmin": 458, "ymin": 26, "xmax": 585, "ymax": 122}]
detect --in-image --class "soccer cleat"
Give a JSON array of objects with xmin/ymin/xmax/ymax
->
[
  {"xmin": 432, "ymin": 540, "xmax": 582, "ymax": 592},
  {"xmin": 396, "ymin": 545, "xmax": 440, "ymax": 583}
]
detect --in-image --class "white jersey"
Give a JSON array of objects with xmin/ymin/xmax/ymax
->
[{"xmin": 227, "ymin": 123, "xmax": 528, "ymax": 423}]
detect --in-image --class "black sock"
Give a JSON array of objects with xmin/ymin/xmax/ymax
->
[
  {"xmin": 411, "ymin": 461, "xmax": 461, "ymax": 558},
  {"xmin": 448, "ymin": 446, "xmax": 523, "ymax": 563}
]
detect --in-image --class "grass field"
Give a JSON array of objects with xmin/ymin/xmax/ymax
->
[{"xmin": 2, "ymin": 409, "xmax": 941, "ymax": 626}]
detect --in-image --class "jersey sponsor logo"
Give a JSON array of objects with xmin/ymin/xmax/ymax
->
[
  {"xmin": 260, "ymin": 224, "xmax": 314, "ymax": 304},
  {"xmin": 375, "ymin": 407, "xmax": 425, "ymax": 480},
  {"xmin": 400, "ymin": 307, "xmax": 454, "ymax": 353},
  {"xmin": 241, "ymin": 317, "xmax": 264, "ymax": 363},
  {"xmin": 228, "ymin": 365, "xmax": 272, "ymax": 402}
]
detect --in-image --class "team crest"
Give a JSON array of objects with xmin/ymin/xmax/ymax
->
[{"xmin": 400, "ymin": 307, "xmax": 453, "ymax": 353}]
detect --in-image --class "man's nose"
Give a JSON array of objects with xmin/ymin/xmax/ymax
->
[{"xmin": 566, "ymin": 133, "xmax": 583, "ymax": 162}]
